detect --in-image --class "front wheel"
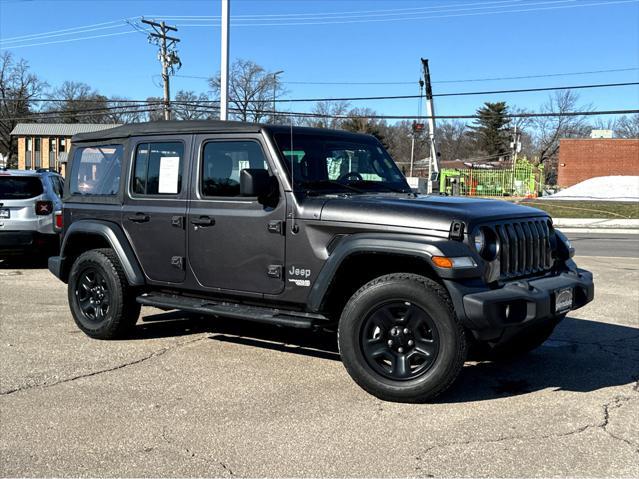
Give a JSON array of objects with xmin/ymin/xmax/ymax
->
[
  {"xmin": 68, "ymin": 248, "xmax": 141, "ymax": 339},
  {"xmin": 338, "ymin": 273, "xmax": 467, "ymax": 403}
]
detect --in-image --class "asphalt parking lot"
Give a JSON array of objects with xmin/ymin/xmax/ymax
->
[{"xmin": 1, "ymin": 251, "xmax": 638, "ymax": 477}]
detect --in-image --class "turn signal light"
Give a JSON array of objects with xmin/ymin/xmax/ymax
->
[
  {"xmin": 432, "ymin": 256, "xmax": 454, "ymax": 268},
  {"xmin": 431, "ymin": 256, "xmax": 477, "ymax": 269}
]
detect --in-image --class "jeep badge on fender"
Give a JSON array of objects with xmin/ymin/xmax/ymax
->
[{"xmin": 48, "ymin": 120, "xmax": 594, "ymax": 403}]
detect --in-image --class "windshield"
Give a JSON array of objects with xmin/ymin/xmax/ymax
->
[
  {"xmin": 0, "ymin": 176, "xmax": 44, "ymax": 200},
  {"xmin": 271, "ymin": 132, "xmax": 411, "ymax": 195}
]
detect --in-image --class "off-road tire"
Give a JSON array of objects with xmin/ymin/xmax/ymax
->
[
  {"xmin": 338, "ymin": 273, "xmax": 467, "ymax": 403},
  {"xmin": 68, "ymin": 248, "xmax": 141, "ymax": 339}
]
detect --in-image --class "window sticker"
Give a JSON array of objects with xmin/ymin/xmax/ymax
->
[{"xmin": 158, "ymin": 156, "xmax": 180, "ymax": 194}]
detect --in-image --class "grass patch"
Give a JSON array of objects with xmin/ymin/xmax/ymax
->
[{"xmin": 517, "ymin": 200, "xmax": 639, "ymax": 219}]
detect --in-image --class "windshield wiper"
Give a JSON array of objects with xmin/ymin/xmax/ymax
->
[
  {"xmin": 299, "ymin": 180, "xmax": 365, "ymax": 195},
  {"xmin": 350, "ymin": 180, "xmax": 411, "ymax": 194}
]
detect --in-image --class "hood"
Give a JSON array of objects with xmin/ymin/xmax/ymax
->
[{"xmin": 319, "ymin": 194, "xmax": 549, "ymax": 231}]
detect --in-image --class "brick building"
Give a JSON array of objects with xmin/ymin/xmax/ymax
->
[
  {"xmin": 10, "ymin": 123, "xmax": 119, "ymax": 176},
  {"xmin": 557, "ymin": 138, "xmax": 639, "ymax": 188}
]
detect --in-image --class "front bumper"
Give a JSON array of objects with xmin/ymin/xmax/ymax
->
[{"xmin": 445, "ymin": 268, "xmax": 594, "ymax": 333}]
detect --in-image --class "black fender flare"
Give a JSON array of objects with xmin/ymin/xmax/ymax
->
[
  {"xmin": 306, "ymin": 232, "xmax": 482, "ymax": 312},
  {"xmin": 60, "ymin": 220, "xmax": 145, "ymax": 286}
]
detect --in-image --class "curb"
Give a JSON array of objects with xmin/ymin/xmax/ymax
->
[{"xmin": 558, "ymin": 228, "xmax": 639, "ymax": 235}]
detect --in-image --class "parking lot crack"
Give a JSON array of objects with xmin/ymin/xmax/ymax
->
[
  {"xmin": 0, "ymin": 336, "xmax": 206, "ymax": 396},
  {"xmin": 598, "ymin": 395, "xmax": 639, "ymax": 454},
  {"xmin": 417, "ymin": 421, "xmax": 604, "ymax": 458},
  {"xmin": 161, "ymin": 426, "xmax": 235, "ymax": 476}
]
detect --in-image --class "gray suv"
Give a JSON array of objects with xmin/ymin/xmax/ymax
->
[
  {"xmin": 0, "ymin": 169, "xmax": 63, "ymax": 257},
  {"xmin": 48, "ymin": 121, "xmax": 594, "ymax": 402}
]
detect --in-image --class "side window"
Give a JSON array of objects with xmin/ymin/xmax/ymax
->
[
  {"xmin": 50, "ymin": 176, "xmax": 63, "ymax": 197},
  {"xmin": 69, "ymin": 145, "xmax": 123, "ymax": 196},
  {"xmin": 133, "ymin": 142, "xmax": 184, "ymax": 195},
  {"xmin": 201, "ymin": 141, "xmax": 269, "ymax": 198}
]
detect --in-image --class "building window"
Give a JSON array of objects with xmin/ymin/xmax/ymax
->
[
  {"xmin": 34, "ymin": 138, "xmax": 42, "ymax": 168},
  {"xmin": 25, "ymin": 137, "xmax": 32, "ymax": 169},
  {"xmin": 60, "ymin": 138, "xmax": 66, "ymax": 152}
]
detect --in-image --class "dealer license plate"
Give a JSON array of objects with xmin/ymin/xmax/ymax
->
[
  {"xmin": 0, "ymin": 209, "xmax": 9, "ymax": 219},
  {"xmin": 555, "ymin": 288, "xmax": 573, "ymax": 313}
]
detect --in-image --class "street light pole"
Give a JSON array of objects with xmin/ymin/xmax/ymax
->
[
  {"xmin": 220, "ymin": 0, "xmax": 230, "ymax": 120},
  {"xmin": 272, "ymin": 70, "xmax": 284, "ymax": 122}
]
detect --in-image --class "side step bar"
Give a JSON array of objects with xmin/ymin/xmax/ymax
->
[{"xmin": 136, "ymin": 293, "xmax": 328, "ymax": 329}]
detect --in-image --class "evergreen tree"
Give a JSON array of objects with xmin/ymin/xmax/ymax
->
[{"xmin": 468, "ymin": 101, "xmax": 511, "ymax": 157}]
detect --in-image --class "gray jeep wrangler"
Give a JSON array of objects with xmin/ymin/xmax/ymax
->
[{"xmin": 49, "ymin": 120, "xmax": 594, "ymax": 402}]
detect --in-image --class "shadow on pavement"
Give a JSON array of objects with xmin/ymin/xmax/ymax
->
[
  {"xmin": 131, "ymin": 311, "xmax": 638, "ymax": 402},
  {"xmin": 0, "ymin": 255, "xmax": 50, "ymax": 270}
]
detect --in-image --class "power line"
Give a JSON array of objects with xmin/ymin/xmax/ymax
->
[
  {"xmin": 0, "ymin": 30, "xmax": 139, "ymax": 50},
  {"xmin": 5, "ymin": 80, "xmax": 638, "ymax": 108},
  {"xmin": 151, "ymin": 0, "xmax": 526, "ymax": 19},
  {"xmin": 279, "ymin": 67, "xmax": 639, "ymax": 86},
  {"xmin": 6, "ymin": 107, "xmax": 637, "ymax": 123},
  {"xmin": 170, "ymin": 0, "xmax": 639, "ymax": 27},
  {"xmin": 3, "ymin": 0, "xmax": 637, "ymax": 50},
  {"xmin": 270, "ymin": 81, "xmax": 639, "ymax": 104}
]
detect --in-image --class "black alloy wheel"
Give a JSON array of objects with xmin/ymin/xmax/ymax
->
[
  {"xmin": 75, "ymin": 267, "xmax": 111, "ymax": 322},
  {"xmin": 360, "ymin": 301, "xmax": 440, "ymax": 381}
]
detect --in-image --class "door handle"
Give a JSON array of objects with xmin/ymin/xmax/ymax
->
[
  {"xmin": 191, "ymin": 216, "xmax": 215, "ymax": 227},
  {"xmin": 128, "ymin": 213, "xmax": 150, "ymax": 223}
]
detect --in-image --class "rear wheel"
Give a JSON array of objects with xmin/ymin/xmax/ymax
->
[
  {"xmin": 338, "ymin": 273, "xmax": 467, "ymax": 403},
  {"xmin": 68, "ymin": 248, "xmax": 140, "ymax": 339}
]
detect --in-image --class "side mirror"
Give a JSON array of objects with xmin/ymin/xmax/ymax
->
[{"xmin": 240, "ymin": 169, "xmax": 271, "ymax": 197}]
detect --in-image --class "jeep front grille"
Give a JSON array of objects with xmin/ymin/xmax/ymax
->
[{"xmin": 493, "ymin": 219, "xmax": 553, "ymax": 279}]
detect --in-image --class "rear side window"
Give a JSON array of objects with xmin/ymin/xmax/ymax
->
[
  {"xmin": 132, "ymin": 142, "xmax": 184, "ymax": 195},
  {"xmin": 0, "ymin": 176, "xmax": 44, "ymax": 199},
  {"xmin": 51, "ymin": 176, "xmax": 63, "ymax": 197},
  {"xmin": 70, "ymin": 145, "xmax": 123, "ymax": 196}
]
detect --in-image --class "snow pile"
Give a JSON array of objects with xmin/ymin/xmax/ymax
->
[{"xmin": 543, "ymin": 176, "xmax": 639, "ymax": 202}]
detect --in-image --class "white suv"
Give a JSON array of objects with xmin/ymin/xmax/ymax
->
[{"xmin": 0, "ymin": 169, "xmax": 64, "ymax": 257}]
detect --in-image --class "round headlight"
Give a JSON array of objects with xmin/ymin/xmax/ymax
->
[{"xmin": 473, "ymin": 229, "xmax": 485, "ymax": 254}]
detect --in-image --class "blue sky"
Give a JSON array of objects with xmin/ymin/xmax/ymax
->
[{"xmin": 1, "ymin": 0, "xmax": 638, "ymax": 121}]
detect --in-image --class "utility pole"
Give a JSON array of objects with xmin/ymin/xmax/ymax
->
[
  {"xmin": 142, "ymin": 18, "xmax": 181, "ymax": 121},
  {"xmin": 421, "ymin": 58, "xmax": 440, "ymax": 194},
  {"xmin": 220, "ymin": 0, "xmax": 230, "ymax": 121},
  {"xmin": 272, "ymin": 70, "xmax": 284, "ymax": 122},
  {"xmin": 510, "ymin": 125, "xmax": 521, "ymax": 195}
]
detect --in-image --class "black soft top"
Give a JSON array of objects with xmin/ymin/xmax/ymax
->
[{"xmin": 71, "ymin": 120, "xmax": 376, "ymax": 143}]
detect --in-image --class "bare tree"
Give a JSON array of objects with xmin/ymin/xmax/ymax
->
[
  {"xmin": 45, "ymin": 81, "xmax": 110, "ymax": 123},
  {"xmin": 172, "ymin": 90, "xmax": 214, "ymax": 120},
  {"xmin": 437, "ymin": 120, "xmax": 474, "ymax": 161},
  {"xmin": 209, "ymin": 59, "xmax": 284, "ymax": 123},
  {"xmin": 614, "ymin": 114, "xmax": 639, "ymax": 138},
  {"xmin": 0, "ymin": 52, "xmax": 48, "ymax": 167},
  {"xmin": 145, "ymin": 97, "xmax": 165, "ymax": 122},
  {"xmin": 104, "ymin": 98, "xmax": 147, "ymax": 124},
  {"xmin": 532, "ymin": 90, "xmax": 591, "ymax": 184},
  {"xmin": 305, "ymin": 100, "xmax": 351, "ymax": 129}
]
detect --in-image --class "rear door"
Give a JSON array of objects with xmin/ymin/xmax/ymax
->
[
  {"xmin": 122, "ymin": 136, "xmax": 191, "ymax": 284},
  {"xmin": 187, "ymin": 134, "xmax": 286, "ymax": 294},
  {"xmin": 0, "ymin": 174, "xmax": 45, "ymax": 230}
]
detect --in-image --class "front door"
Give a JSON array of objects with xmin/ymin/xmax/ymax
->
[
  {"xmin": 187, "ymin": 135, "xmax": 286, "ymax": 294},
  {"xmin": 122, "ymin": 136, "xmax": 190, "ymax": 284}
]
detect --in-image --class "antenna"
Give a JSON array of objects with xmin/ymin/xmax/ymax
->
[{"xmin": 289, "ymin": 119, "xmax": 298, "ymax": 234}]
